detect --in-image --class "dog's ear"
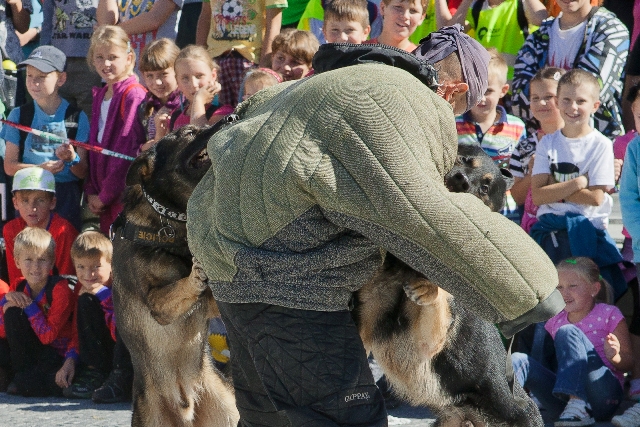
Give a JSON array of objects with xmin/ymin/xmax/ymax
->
[
  {"xmin": 500, "ymin": 168, "xmax": 514, "ymax": 191},
  {"xmin": 126, "ymin": 153, "xmax": 153, "ymax": 187}
]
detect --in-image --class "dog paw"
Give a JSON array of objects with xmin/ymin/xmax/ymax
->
[
  {"xmin": 403, "ymin": 278, "xmax": 439, "ymax": 305},
  {"xmin": 191, "ymin": 257, "xmax": 209, "ymax": 290}
]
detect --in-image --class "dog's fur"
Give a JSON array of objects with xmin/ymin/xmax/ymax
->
[
  {"xmin": 354, "ymin": 145, "xmax": 542, "ymax": 427},
  {"xmin": 112, "ymin": 125, "xmax": 239, "ymax": 427}
]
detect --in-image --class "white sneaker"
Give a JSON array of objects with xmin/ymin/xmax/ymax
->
[
  {"xmin": 612, "ymin": 402, "xmax": 640, "ymax": 427},
  {"xmin": 555, "ymin": 398, "xmax": 595, "ymax": 427}
]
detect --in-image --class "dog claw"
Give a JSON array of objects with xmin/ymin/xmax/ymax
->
[
  {"xmin": 191, "ymin": 257, "xmax": 209, "ymax": 287},
  {"xmin": 403, "ymin": 279, "xmax": 439, "ymax": 306}
]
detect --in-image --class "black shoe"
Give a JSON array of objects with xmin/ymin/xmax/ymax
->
[
  {"xmin": 91, "ymin": 369, "xmax": 132, "ymax": 404},
  {"xmin": 5, "ymin": 381, "xmax": 17, "ymax": 395},
  {"xmin": 64, "ymin": 368, "xmax": 105, "ymax": 399}
]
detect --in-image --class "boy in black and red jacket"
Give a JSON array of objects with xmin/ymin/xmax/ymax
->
[
  {"xmin": 0, "ymin": 227, "xmax": 75, "ymax": 396},
  {"xmin": 55, "ymin": 231, "xmax": 116, "ymax": 399}
]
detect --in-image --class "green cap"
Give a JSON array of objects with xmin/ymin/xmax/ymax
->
[{"xmin": 12, "ymin": 167, "xmax": 56, "ymax": 193}]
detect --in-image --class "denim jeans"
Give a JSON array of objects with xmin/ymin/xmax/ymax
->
[{"xmin": 512, "ymin": 324, "xmax": 623, "ymax": 421}]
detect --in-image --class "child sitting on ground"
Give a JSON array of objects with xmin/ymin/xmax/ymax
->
[
  {"xmin": 0, "ymin": 227, "xmax": 76, "ymax": 396},
  {"xmin": 155, "ymin": 45, "xmax": 234, "ymax": 139},
  {"xmin": 512, "ymin": 257, "xmax": 633, "ymax": 425},
  {"xmin": 240, "ymin": 68, "xmax": 282, "ymax": 103},
  {"xmin": 270, "ymin": 29, "xmax": 320, "ymax": 82},
  {"xmin": 456, "ymin": 48, "xmax": 525, "ymax": 223},
  {"xmin": 0, "ymin": 45, "xmax": 90, "ymax": 232},
  {"xmin": 3, "ymin": 167, "xmax": 77, "ymax": 286},
  {"xmin": 529, "ymin": 69, "xmax": 626, "ymax": 299},
  {"xmin": 137, "ymin": 38, "xmax": 181, "ymax": 152},
  {"xmin": 322, "ymin": 0, "xmax": 371, "ymax": 44},
  {"xmin": 55, "ymin": 231, "xmax": 116, "ymax": 399},
  {"xmin": 364, "ymin": 0, "xmax": 426, "ymax": 52}
]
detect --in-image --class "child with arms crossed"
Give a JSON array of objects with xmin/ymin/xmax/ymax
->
[{"xmin": 529, "ymin": 69, "xmax": 626, "ymax": 298}]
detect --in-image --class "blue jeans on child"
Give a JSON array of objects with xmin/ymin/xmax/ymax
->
[{"xmin": 512, "ymin": 324, "xmax": 623, "ymax": 421}]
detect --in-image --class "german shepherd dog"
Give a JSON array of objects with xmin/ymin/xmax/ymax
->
[
  {"xmin": 355, "ymin": 144, "xmax": 544, "ymax": 427},
  {"xmin": 111, "ymin": 125, "xmax": 239, "ymax": 427}
]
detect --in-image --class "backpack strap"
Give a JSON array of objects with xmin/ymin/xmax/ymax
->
[
  {"xmin": 517, "ymin": 0, "xmax": 529, "ymax": 39},
  {"xmin": 120, "ymin": 83, "xmax": 145, "ymax": 121},
  {"xmin": 169, "ymin": 107, "xmax": 182, "ymax": 131},
  {"xmin": 63, "ymin": 103, "xmax": 82, "ymax": 141},
  {"xmin": 17, "ymin": 101, "xmax": 35, "ymax": 163},
  {"xmin": 471, "ymin": 0, "xmax": 483, "ymax": 30},
  {"xmin": 44, "ymin": 275, "xmax": 61, "ymax": 306},
  {"xmin": 205, "ymin": 103, "xmax": 219, "ymax": 121}
]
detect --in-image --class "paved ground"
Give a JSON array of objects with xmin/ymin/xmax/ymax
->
[{"xmin": 1, "ymin": 391, "xmax": 636, "ymax": 426}]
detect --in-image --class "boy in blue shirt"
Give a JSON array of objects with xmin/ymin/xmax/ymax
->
[{"xmin": 0, "ymin": 46, "xmax": 90, "ymax": 232}]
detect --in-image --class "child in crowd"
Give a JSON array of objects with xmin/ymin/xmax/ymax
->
[
  {"xmin": 1, "ymin": 46, "xmax": 90, "ymax": 232},
  {"xmin": 529, "ymin": 69, "xmax": 626, "ymax": 299},
  {"xmin": 85, "ymin": 25, "xmax": 147, "ymax": 235},
  {"xmin": 456, "ymin": 48, "xmax": 525, "ymax": 223},
  {"xmin": 195, "ymin": 0, "xmax": 287, "ymax": 106},
  {"xmin": 0, "ymin": 227, "xmax": 76, "ymax": 397},
  {"xmin": 299, "ymin": 0, "xmax": 378, "ymax": 44},
  {"xmin": 322, "ymin": 0, "xmax": 371, "ymax": 44},
  {"xmin": 364, "ymin": 0, "xmax": 426, "ymax": 52},
  {"xmin": 615, "ymin": 82, "xmax": 640, "ymax": 427},
  {"xmin": 510, "ymin": 67, "xmax": 565, "ymax": 233},
  {"xmin": 270, "ymin": 29, "xmax": 320, "ymax": 81},
  {"xmin": 95, "ymin": 0, "xmax": 182, "ymax": 68},
  {"xmin": 55, "ymin": 231, "xmax": 115, "ymax": 399},
  {"xmin": 3, "ymin": 167, "xmax": 77, "ymax": 286},
  {"xmin": 512, "ymin": 257, "xmax": 632, "ymax": 425},
  {"xmin": 137, "ymin": 38, "xmax": 181, "ymax": 152},
  {"xmin": 155, "ymin": 45, "xmax": 233, "ymax": 139},
  {"xmin": 240, "ymin": 68, "xmax": 282, "ymax": 102},
  {"xmin": 512, "ymin": 0, "xmax": 628, "ymax": 140}
]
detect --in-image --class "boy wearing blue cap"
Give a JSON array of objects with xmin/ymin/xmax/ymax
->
[{"xmin": 0, "ymin": 45, "xmax": 91, "ymax": 232}]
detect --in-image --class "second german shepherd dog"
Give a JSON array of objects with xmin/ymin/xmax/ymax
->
[{"xmin": 354, "ymin": 145, "xmax": 543, "ymax": 426}]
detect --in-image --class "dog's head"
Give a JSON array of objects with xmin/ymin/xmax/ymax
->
[
  {"xmin": 444, "ymin": 144, "xmax": 514, "ymax": 213},
  {"xmin": 126, "ymin": 125, "xmax": 216, "ymax": 213}
]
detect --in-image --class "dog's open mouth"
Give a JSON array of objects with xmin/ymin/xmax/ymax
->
[{"xmin": 189, "ymin": 147, "xmax": 211, "ymax": 169}]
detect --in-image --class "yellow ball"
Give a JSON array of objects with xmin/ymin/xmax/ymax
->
[{"xmin": 2, "ymin": 60, "xmax": 16, "ymax": 71}]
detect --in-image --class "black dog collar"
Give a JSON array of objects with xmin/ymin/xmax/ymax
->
[
  {"xmin": 110, "ymin": 214, "xmax": 187, "ymax": 248},
  {"xmin": 141, "ymin": 187, "xmax": 187, "ymax": 222}
]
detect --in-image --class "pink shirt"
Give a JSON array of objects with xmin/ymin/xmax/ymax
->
[{"xmin": 545, "ymin": 303, "xmax": 625, "ymax": 386}]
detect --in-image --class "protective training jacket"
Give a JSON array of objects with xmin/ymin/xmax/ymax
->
[{"xmin": 187, "ymin": 47, "xmax": 564, "ymax": 336}]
